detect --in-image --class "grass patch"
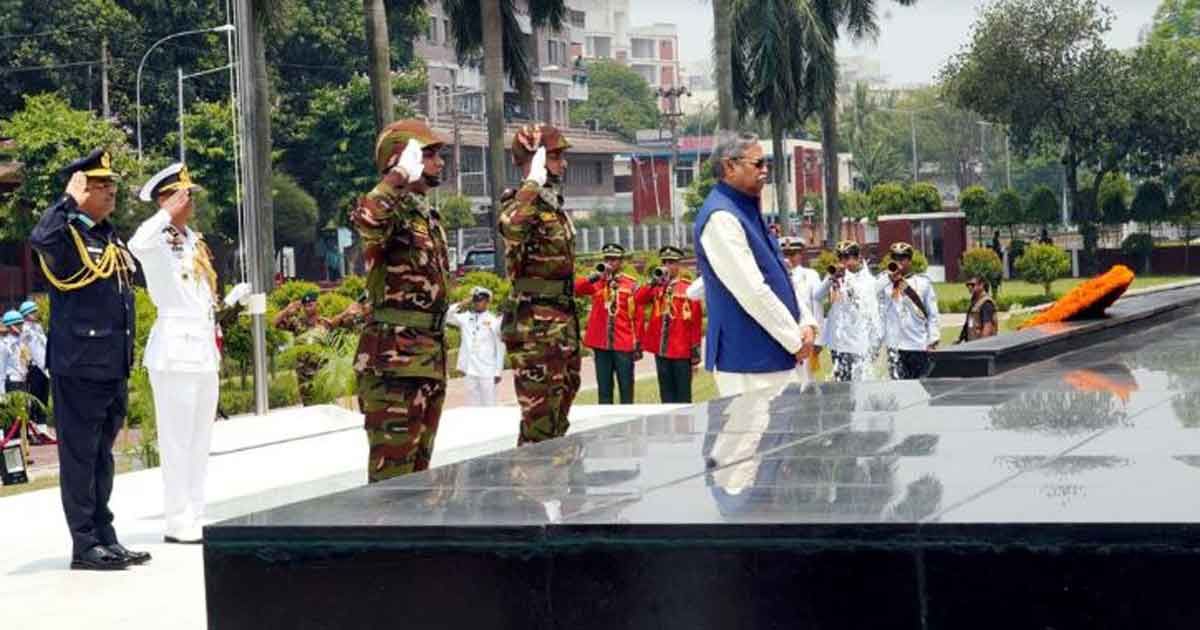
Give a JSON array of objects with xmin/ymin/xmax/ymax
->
[{"xmin": 935, "ymin": 275, "xmax": 1189, "ymax": 313}]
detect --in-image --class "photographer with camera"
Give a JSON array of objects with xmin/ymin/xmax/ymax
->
[
  {"xmin": 814, "ymin": 241, "xmax": 881, "ymax": 382},
  {"xmin": 878, "ymin": 242, "xmax": 940, "ymax": 380},
  {"xmin": 575, "ymin": 243, "xmax": 642, "ymax": 404},
  {"xmin": 635, "ymin": 246, "xmax": 703, "ymax": 403}
]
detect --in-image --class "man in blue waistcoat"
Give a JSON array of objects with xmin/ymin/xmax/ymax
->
[{"xmin": 694, "ymin": 132, "xmax": 817, "ymax": 397}]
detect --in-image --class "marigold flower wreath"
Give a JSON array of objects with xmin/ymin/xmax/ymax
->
[{"xmin": 1019, "ymin": 265, "xmax": 1136, "ymax": 329}]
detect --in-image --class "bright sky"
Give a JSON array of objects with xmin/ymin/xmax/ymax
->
[{"xmin": 629, "ymin": 0, "xmax": 1161, "ymax": 87}]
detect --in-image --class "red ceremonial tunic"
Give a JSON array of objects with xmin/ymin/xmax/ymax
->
[
  {"xmin": 575, "ymin": 273, "xmax": 641, "ymax": 352},
  {"xmin": 635, "ymin": 278, "xmax": 703, "ymax": 360}
]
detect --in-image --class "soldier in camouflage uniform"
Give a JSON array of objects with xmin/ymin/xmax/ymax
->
[
  {"xmin": 273, "ymin": 292, "xmax": 328, "ymax": 406},
  {"xmin": 350, "ymin": 120, "xmax": 451, "ymax": 483},
  {"xmin": 499, "ymin": 124, "xmax": 582, "ymax": 446}
]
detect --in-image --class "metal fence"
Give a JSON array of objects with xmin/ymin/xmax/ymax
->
[{"xmin": 449, "ymin": 223, "xmax": 695, "ymax": 263}]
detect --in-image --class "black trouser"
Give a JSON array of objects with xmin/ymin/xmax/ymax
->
[
  {"xmin": 593, "ymin": 349, "xmax": 635, "ymax": 404},
  {"xmin": 655, "ymin": 355, "xmax": 693, "ymax": 403},
  {"xmin": 5, "ymin": 378, "xmax": 25, "ymax": 393},
  {"xmin": 888, "ymin": 349, "xmax": 931, "ymax": 380},
  {"xmin": 27, "ymin": 367, "xmax": 49, "ymax": 425},
  {"xmin": 830, "ymin": 351, "xmax": 866, "ymax": 382},
  {"xmin": 53, "ymin": 375, "xmax": 128, "ymax": 556}
]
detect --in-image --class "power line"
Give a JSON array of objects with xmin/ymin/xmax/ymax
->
[{"xmin": 0, "ymin": 27, "xmax": 90, "ymax": 41}]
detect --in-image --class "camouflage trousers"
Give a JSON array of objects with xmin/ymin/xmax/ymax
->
[
  {"xmin": 510, "ymin": 344, "xmax": 582, "ymax": 446},
  {"xmin": 295, "ymin": 353, "xmax": 323, "ymax": 406},
  {"xmin": 357, "ymin": 373, "xmax": 446, "ymax": 483}
]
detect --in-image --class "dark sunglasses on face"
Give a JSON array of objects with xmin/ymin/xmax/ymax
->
[
  {"xmin": 733, "ymin": 157, "xmax": 767, "ymax": 169},
  {"xmin": 837, "ymin": 254, "xmax": 855, "ymax": 260},
  {"xmin": 965, "ymin": 282, "xmax": 976, "ymax": 288}
]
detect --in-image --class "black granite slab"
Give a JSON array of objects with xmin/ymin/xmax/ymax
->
[
  {"xmin": 928, "ymin": 283, "xmax": 1200, "ymax": 377},
  {"xmin": 205, "ymin": 304, "xmax": 1200, "ymax": 630}
]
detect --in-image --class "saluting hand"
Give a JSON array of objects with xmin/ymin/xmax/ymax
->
[
  {"xmin": 66, "ymin": 171, "xmax": 89, "ymax": 206},
  {"xmin": 392, "ymin": 139, "xmax": 425, "ymax": 184},
  {"xmin": 526, "ymin": 147, "xmax": 548, "ymax": 187},
  {"xmin": 163, "ymin": 188, "xmax": 191, "ymax": 222}
]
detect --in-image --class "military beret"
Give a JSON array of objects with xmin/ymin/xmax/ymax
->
[
  {"xmin": 780, "ymin": 237, "xmax": 805, "ymax": 253},
  {"xmin": 61, "ymin": 148, "xmax": 117, "ymax": 179},
  {"xmin": 834, "ymin": 240, "xmax": 861, "ymax": 257},
  {"xmin": 512, "ymin": 123, "xmax": 572, "ymax": 166},
  {"xmin": 889, "ymin": 242, "xmax": 915, "ymax": 257},
  {"xmin": 658, "ymin": 245, "xmax": 685, "ymax": 261},
  {"xmin": 139, "ymin": 162, "xmax": 203, "ymax": 202},
  {"xmin": 301, "ymin": 291, "xmax": 319, "ymax": 304},
  {"xmin": 601, "ymin": 243, "xmax": 626, "ymax": 257},
  {"xmin": 374, "ymin": 119, "xmax": 446, "ymax": 174}
]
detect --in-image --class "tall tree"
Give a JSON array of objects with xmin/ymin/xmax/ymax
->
[
  {"xmin": 363, "ymin": 0, "xmax": 393, "ymax": 134},
  {"xmin": 1026, "ymin": 185, "xmax": 1060, "ymax": 231},
  {"xmin": 730, "ymin": 0, "xmax": 833, "ymax": 229},
  {"xmin": 443, "ymin": 0, "xmax": 567, "ymax": 273},
  {"xmin": 569, "ymin": 59, "xmax": 659, "ymax": 140},
  {"xmin": 712, "ymin": 0, "xmax": 736, "ymax": 130},
  {"xmin": 942, "ymin": 0, "xmax": 1129, "ymax": 273},
  {"xmin": 959, "ymin": 185, "xmax": 992, "ymax": 241},
  {"xmin": 1130, "ymin": 180, "xmax": 1168, "ymax": 232}
]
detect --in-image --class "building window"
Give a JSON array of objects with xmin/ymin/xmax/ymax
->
[
  {"xmin": 548, "ymin": 40, "xmax": 561, "ymax": 65},
  {"xmin": 676, "ymin": 167, "xmax": 694, "ymax": 188},
  {"xmin": 566, "ymin": 160, "xmax": 605, "ymax": 187},
  {"xmin": 442, "ymin": 19, "xmax": 451, "ymax": 44},
  {"xmin": 660, "ymin": 40, "xmax": 674, "ymax": 61},
  {"xmin": 591, "ymin": 36, "xmax": 611, "ymax": 58},
  {"xmin": 633, "ymin": 65, "xmax": 656, "ymax": 86},
  {"xmin": 427, "ymin": 19, "xmax": 437, "ymax": 42},
  {"xmin": 568, "ymin": 9, "xmax": 585, "ymax": 28},
  {"xmin": 631, "ymin": 38, "xmax": 655, "ymax": 59}
]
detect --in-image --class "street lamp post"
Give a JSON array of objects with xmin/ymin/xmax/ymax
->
[
  {"xmin": 136, "ymin": 24, "xmax": 234, "ymax": 161},
  {"xmin": 175, "ymin": 63, "xmax": 234, "ymax": 162},
  {"xmin": 878, "ymin": 104, "xmax": 943, "ymax": 184},
  {"xmin": 656, "ymin": 86, "xmax": 690, "ymax": 246}
]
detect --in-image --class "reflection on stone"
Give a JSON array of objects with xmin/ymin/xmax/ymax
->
[{"xmin": 989, "ymin": 391, "xmax": 1129, "ymax": 435}]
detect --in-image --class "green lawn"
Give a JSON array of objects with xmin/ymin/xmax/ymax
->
[{"xmin": 935, "ymin": 275, "xmax": 1189, "ymax": 308}]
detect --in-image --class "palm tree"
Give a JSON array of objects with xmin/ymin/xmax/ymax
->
[
  {"xmin": 443, "ymin": 0, "xmax": 567, "ymax": 273},
  {"xmin": 712, "ymin": 0, "xmax": 736, "ymax": 130},
  {"xmin": 363, "ymin": 0, "xmax": 394, "ymax": 135},
  {"xmin": 811, "ymin": 0, "xmax": 918, "ymax": 245},
  {"xmin": 730, "ymin": 0, "xmax": 834, "ymax": 230}
]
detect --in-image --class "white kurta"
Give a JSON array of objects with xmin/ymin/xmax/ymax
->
[
  {"xmin": 699, "ymin": 212, "xmax": 816, "ymax": 397},
  {"xmin": 129, "ymin": 209, "xmax": 220, "ymax": 539},
  {"xmin": 878, "ymin": 273, "xmax": 941, "ymax": 351},
  {"xmin": 446, "ymin": 304, "xmax": 506, "ymax": 406}
]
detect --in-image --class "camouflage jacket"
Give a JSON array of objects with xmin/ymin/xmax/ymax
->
[
  {"xmin": 351, "ymin": 179, "xmax": 450, "ymax": 380},
  {"xmin": 499, "ymin": 181, "xmax": 576, "ymax": 285},
  {"xmin": 275, "ymin": 305, "xmax": 327, "ymax": 345}
]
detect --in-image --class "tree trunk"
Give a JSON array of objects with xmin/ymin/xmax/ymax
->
[
  {"xmin": 820, "ymin": 100, "xmax": 839, "ymax": 246},
  {"xmin": 251, "ymin": 22, "xmax": 275, "ymax": 289},
  {"xmin": 713, "ymin": 0, "xmax": 736, "ymax": 131},
  {"xmin": 482, "ymin": 0, "xmax": 507, "ymax": 274},
  {"xmin": 771, "ymin": 117, "xmax": 789, "ymax": 233},
  {"xmin": 1063, "ymin": 144, "xmax": 1097, "ymax": 276},
  {"xmin": 363, "ymin": 0, "xmax": 394, "ymax": 135}
]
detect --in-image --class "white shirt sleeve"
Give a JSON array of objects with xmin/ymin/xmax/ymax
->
[
  {"xmin": 790, "ymin": 269, "xmax": 818, "ymax": 332},
  {"xmin": 127, "ymin": 209, "xmax": 173, "ymax": 264},
  {"xmin": 493, "ymin": 316, "xmax": 506, "ymax": 373},
  {"xmin": 700, "ymin": 212, "xmax": 805, "ymax": 354},
  {"xmin": 923, "ymin": 279, "xmax": 941, "ymax": 345},
  {"xmin": 444, "ymin": 303, "xmax": 463, "ymax": 328},
  {"xmin": 686, "ymin": 276, "xmax": 705, "ymax": 301}
]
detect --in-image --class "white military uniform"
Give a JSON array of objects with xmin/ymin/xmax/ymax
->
[
  {"xmin": 790, "ymin": 264, "xmax": 823, "ymax": 378},
  {"xmin": 878, "ymin": 272, "xmax": 940, "ymax": 351},
  {"xmin": 2, "ymin": 331, "xmax": 28, "ymax": 387},
  {"xmin": 446, "ymin": 302, "xmax": 505, "ymax": 406},
  {"xmin": 21, "ymin": 321, "xmax": 47, "ymax": 376},
  {"xmin": 130, "ymin": 164, "xmax": 243, "ymax": 541},
  {"xmin": 814, "ymin": 266, "xmax": 882, "ymax": 381}
]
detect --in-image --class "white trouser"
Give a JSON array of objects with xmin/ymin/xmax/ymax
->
[
  {"xmin": 714, "ymin": 369, "xmax": 796, "ymax": 398},
  {"xmin": 464, "ymin": 375, "xmax": 497, "ymax": 406},
  {"xmin": 149, "ymin": 369, "xmax": 219, "ymax": 536}
]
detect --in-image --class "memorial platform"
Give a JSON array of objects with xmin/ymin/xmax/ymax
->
[{"xmin": 207, "ymin": 303, "xmax": 1200, "ymax": 629}]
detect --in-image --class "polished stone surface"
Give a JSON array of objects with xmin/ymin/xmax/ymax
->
[{"xmin": 206, "ymin": 306, "xmax": 1200, "ymax": 629}]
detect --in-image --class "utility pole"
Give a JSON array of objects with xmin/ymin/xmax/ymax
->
[
  {"xmin": 233, "ymin": 0, "xmax": 269, "ymax": 416},
  {"xmin": 177, "ymin": 68, "xmax": 186, "ymax": 162},
  {"xmin": 657, "ymin": 86, "xmax": 689, "ymax": 245},
  {"xmin": 910, "ymin": 111, "xmax": 918, "ymax": 183},
  {"xmin": 482, "ymin": 0, "xmax": 507, "ymax": 274},
  {"xmin": 100, "ymin": 38, "xmax": 111, "ymax": 119},
  {"xmin": 1005, "ymin": 133, "xmax": 1012, "ymax": 189},
  {"xmin": 449, "ymin": 71, "xmax": 463, "ymax": 195}
]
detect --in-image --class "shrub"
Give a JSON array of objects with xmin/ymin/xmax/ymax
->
[
  {"xmin": 270, "ymin": 280, "xmax": 322, "ymax": 310},
  {"xmin": 335, "ymin": 275, "xmax": 366, "ymax": 299},
  {"xmin": 959, "ymin": 247, "xmax": 1004, "ymax": 296},
  {"xmin": 908, "ymin": 182, "xmax": 942, "ymax": 214},
  {"xmin": 1121, "ymin": 233, "xmax": 1155, "ymax": 274},
  {"xmin": 869, "ymin": 182, "xmax": 910, "ymax": 217},
  {"xmin": 814, "ymin": 250, "xmax": 838, "ymax": 277},
  {"xmin": 960, "ymin": 185, "xmax": 992, "ymax": 239},
  {"xmin": 1015, "ymin": 243, "xmax": 1071, "ymax": 296},
  {"xmin": 317, "ymin": 292, "xmax": 352, "ymax": 318},
  {"xmin": 879, "ymin": 249, "xmax": 929, "ymax": 275},
  {"xmin": 449, "ymin": 270, "xmax": 511, "ymax": 307}
]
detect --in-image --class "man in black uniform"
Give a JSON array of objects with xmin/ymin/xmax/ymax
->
[{"xmin": 30, "ymin": 149, "xmax": 149, "ymax": 570}]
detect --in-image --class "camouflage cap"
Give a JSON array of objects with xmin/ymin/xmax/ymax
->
[
  {"xmin": 374, "ymin": 119, "xmax": 447, "ymax": 174},
  {"xmin": 511, "ymin": 123, "xmax": 572, "ymax": 166},
  {"xmin": 834, "ymin": 240, "xmax": 861, "ymax": 257},
  {"xmin": 889, "ymin": 242, "xmax": 915, "ymax": 257}
]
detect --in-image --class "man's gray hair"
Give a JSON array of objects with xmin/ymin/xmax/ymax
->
[{"xmin": 710, "ymin": 131, "xmax": 760, "ymax": 180}]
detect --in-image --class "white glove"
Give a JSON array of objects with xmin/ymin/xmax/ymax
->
[
  {"xmin": 224, "ymin": 282, "xmax": 252, "ymax": 307},
  {"xmin": 392, "ymin": 139, "xmax": 424, "ymax": 184},
  {"xmin": 525, "ymin": 146, "xmax": 547, "ymax": 187}
]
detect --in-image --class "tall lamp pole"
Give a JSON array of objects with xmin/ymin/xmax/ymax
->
[
  {"xmin": 657, "ymin": 86, "xmax": 690, "ymax": 246},
  {"xmin": 878, "ymin": 104, "xmax": 943, "ymax": 184},
  {"xmin": 136, "ymin": 24, "xmax": 234, "ymax": 161}
]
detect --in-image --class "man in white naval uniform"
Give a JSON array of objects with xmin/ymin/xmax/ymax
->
[
  {"xmin": 878, "ymin": 241, "xmax": 940, "ymax": 380},
  {"xmin": 20, "ymin": 301, "xmax": 50, "ymax": 429},
  {"xmin": 814, "ymin": 241, "xmax": 882, "ymax": 382},
  {"xmin": 446, "ymin": 287, "xmax": 505, "ymax": 406},
  {"xmin": 780, "ymin": 237, "xmax": 824, "ymax": 379},
  {"xmin": 129, "ymin": 163, "xmax": 249, "ymax": 543}
]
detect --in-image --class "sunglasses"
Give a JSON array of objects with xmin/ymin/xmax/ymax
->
[
  {"xmin": 965, "ymin": 282, "xmax": 977, "ymax": 288},
  {"xmin": 733, "ymin": 157, "xmax": 767, "ymax": 169},
  {"xmin": 837, "ymin": 254, "xmax": 856, "ymax": 260}
]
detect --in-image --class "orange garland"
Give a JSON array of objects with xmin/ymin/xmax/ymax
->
[
  {"xmin": 1019, "ymin": 265, "xmax": 1135, "ymax": 329},
  {"xmin": 1062, "ymin": 369, "xmax": 1139, "ymax": 403}
]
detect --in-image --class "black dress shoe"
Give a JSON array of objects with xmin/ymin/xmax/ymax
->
[
  {"xmin": 71, "ymin": 545, "xmax": 129, "ymax": 571},
  {"xmin": 107, "ymin": 544, "xmax": 152, "ymax": 565},
  {"xmin": 163, "ymin": 535, "xmax": 202, "ymax": 545}
]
